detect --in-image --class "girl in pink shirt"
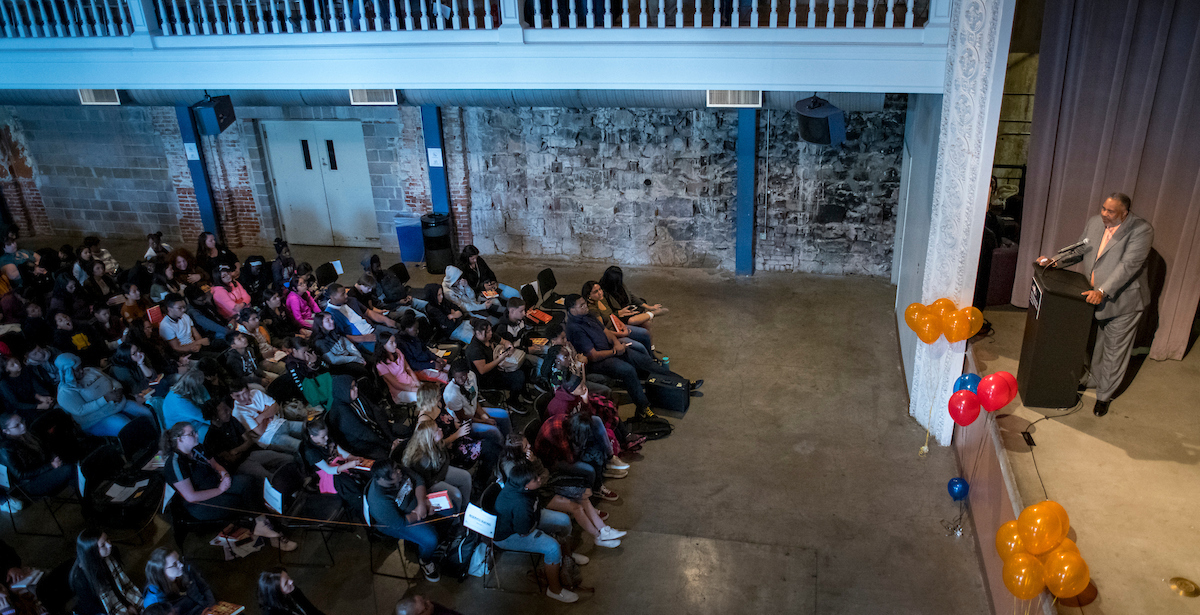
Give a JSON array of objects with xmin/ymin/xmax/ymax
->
[
  {"xmin": 372, "ymin": 332, "xmax": 420, "ymax": 403},
  {"xmin": 211, "ymin": 265, "xmax": 252, "ymax": 320},
  {"xmin": 285, "ymin": 275, "xmax": 320, "ymax": 329}
]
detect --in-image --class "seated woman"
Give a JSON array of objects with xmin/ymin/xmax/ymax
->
[
  {"xmin": 229, "ymin": 379, "xmax": 304, "ymax": 454},
  {"xmin": 159, "ymin": 422, "xmax": 296, "ymax": 550},
  {"xmin": 195, "ymin": 232, "xmax": 239, "ymax": 278},
  {"xmin": 464, "ymin": 320, "xmax": 526, "ymax": 399},
  {"xmin": 0, "ymin": 412, "xmax": 75, "ymax": 499},
  {"xmin": 271, "ymin": 239, "xmax": 296, "ymax": 287},
  {"xmin": 262, "ymin": 288, "xmax": 307, "ymax": 340},
  {"xmin": 109, "ymin": 342, "xmax": 171, "ymax": 403},
  {"xmin": 456, "ymin": 245, "xmax": 521, "ymax": 300},
  {"xmin": 222, "ymin": 332, "xmax": 275, "ymax": 387},
  {"xmin": 167, "ymin": 248, "xmax": 207, "ymax": 288},
  {"xmin": 142, "ymin": 549, "xmax": 215, "ymax": 615},
  {"xmin": 69, "ymin": 529, "xmax": 142, "ymax": 615},
  {"xmin": 281, "ymin": 338, "xmax": 333, "ymax": 410},
  {"xmin": 149, "ymin": 261, "xmax": 183, "ymax": 304},
  {"xmin": 258, "ymin": 567, "xmax": 325, "ymax": 615},
  {"xmin": 537, "ymin": 337, "xmax": 611, "ymax": 397},
  {"xmin": 326, "ymin": 375, "xmax": 406, "ymax": 461},
  {"xmin": 235, "ymin": 308, "xmax": 287, "ymax": 375},
  {"xmin": 535, "ymin": 408, "xmax": 618, "ymax": 503},
  {"xmin": 81, "ymin": 260, "xmax": 121, "ymax": 307},
  {"xmin": 421, "ymin": 283, "xmax": 471, "ymax": 344},
  {"xmin": 162, "ymin": 367, "xmax": 212, "ymax": 440},
  {"xmin": 182, "ymin": 285, "xmax": 231, "ymax": 343},
  {"xmin": 493, "ymin": 460, "xmax": 583, "ymax": 604},
  {"xmin": 599, "ymin": 264, "xmax": 667, "ymax": 326},
  {"xmin": 55, "ymin": 353, "xmax": 155, "ymax": 437},
  {"xmin": 284, "ymin": 275, "xmax": 319, "ymax": 330},
  {"xmin": 365, "ymin": 459, "xmax": 448, "ymax": 583},
  {"xmin": 210, "ymin": 265, "xmax": 251, "ymax": 321},
  {"xmin": 373, "ymin": 331, "xmax": 420, "ymax": 404},
  {"xmin": 415, "ymin": 384, "xmax": 498, "ymax": 482},
  {"xmin": 441, "ymin": 266, "xmax": 501, "ymax": 323},
  {"xmin": 50, "ymin": 274, "xmax": 91, "ymax": 322},
  {"xmin": 311, "ymin": 312, "xmax": 367, "ymax": 379},
  {"xmin": 0, "ymin": 355, "xmax": 54, "ymax": 420},
  {"xmin": 51, "ymin": 310, "xmax": 106, "ymax": 366},
  {"xmin": 298, "ymin": 417, "xmax": 369, "ymax": 509},
  {"xmin": 393, "ymin": 312, "xmax": 448, "ymax": 384},
  {"xmin": 443, "ymin": 358, "xmax": 511, "ymax": 446},
  {"xmin": 584, "ymin": 280, "xmax": 651, "ymax": 354},
  {"xmin": 401, "ymin": 418, "xmax": 473, "ymax": 512},
  {"xmin": 548, "ymin": 372, "xmax": 643, "ymax": 462},
  {"xmin": 119, "ymin": 282, "xmax": 149, "ymax": 324},
  {"xmin": 203, "ymin": 396, "xmax": 292, "ymax": 483}
]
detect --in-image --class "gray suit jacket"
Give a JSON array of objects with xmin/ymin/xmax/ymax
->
[{"xmin": 1059, "ymin": 213, "xmax": 1154, "ymax": 320}]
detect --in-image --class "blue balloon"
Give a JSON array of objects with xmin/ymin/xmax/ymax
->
[
  {"xmin": 947, "ymin": 477, "xmax": 970, "ymax": 501},
  {"xmin": 953, "ymin": 373, "xmax": 982, "ymax": 394}
]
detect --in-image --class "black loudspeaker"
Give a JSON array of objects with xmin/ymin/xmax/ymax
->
[
  {"xmin": 794, "ymin": 96, "xmax": 846, "ymax": 146},
  {"xmin": 193, "ymin": 95, "xmax": 236, "ymax": 135}
]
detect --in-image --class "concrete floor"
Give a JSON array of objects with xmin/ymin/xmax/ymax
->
[
  {"xmin": 978, "ymin": 306, "xmax": 1200, "ymax": 615},
  {"xmin": 6, "ymin": 238, "xmax": 989, "ymax": 614}
]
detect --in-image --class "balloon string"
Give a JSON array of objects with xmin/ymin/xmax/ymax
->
[{"xmin": 919, "ymin": 398, "xmax": 935, "ymax": 457}]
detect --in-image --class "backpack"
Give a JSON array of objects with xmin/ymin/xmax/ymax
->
[
  {"xmin": 467, "ymin": 542, "xmax": 492, "ymax": 577},
  {"xmin": 628, "ymin": 415, "xmax": 674, "ymax": 440},
  {"xmin": 441, "ymin": 530, "xmax": 484, "ymax": 582}
]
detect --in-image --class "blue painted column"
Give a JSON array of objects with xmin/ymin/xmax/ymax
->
[
  {"xmin": 735, "ymin": 108, "xmax": 757, "ymax": 276},
  {"xmin": 174, "ymin": 105, "xmax": 220, "ymax": 234},
  {"xmin": 421, "ymin": 105, "xmax": 451, "ymax": 215}
]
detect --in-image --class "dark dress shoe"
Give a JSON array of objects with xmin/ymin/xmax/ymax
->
[
  {"xmin": 689, "ymin": 390, "xmax": 704, "ymax": 398},
  {"xmin": 690, "ymin": 379, "xmax": 704, "ymax": 391},
  {"xmin": 1077, "ymin": 384, "xmax": 1089, "ymax": 393},
  {"xmin": 1093, "ymin": 399, "xmax": 1110, "ymax": 417}
]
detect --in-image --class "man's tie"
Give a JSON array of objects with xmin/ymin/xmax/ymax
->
[{"xmin": 1092, "ymin": 225, "xmax": 1119, "ymax": 285}]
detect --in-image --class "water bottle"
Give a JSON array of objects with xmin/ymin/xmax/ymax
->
[{"xmin": 661, "ymin": 356, "xmax": 670, "ymax": 370}]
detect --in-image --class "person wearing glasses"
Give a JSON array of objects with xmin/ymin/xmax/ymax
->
[{"xmin": 142, "ymin": 548, "xmax": 215, "ymax": 615}]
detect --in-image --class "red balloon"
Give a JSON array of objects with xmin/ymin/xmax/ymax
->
[
  {"xmin": 997, "ymin": 371, "xmax": 1019, "ymax": 403},
  {"xmin": 948, "ymin": 390, "xmax": 982, "ymax": 426},
  {"xmin": 978, "ymin": 374, "xmax": 1011, "ymax": 412}
]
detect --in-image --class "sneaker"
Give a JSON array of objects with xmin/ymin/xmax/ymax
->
[
  {"xmin": 593, "ymin": 537, "xmax": 621, "ymax": 549},
  {"xmin": 606, "ymin": 458, "xmax": 630, "ymax": 470},
  {"xmin": 597, "ymin": 486, "xmax": 619, "ymax": 501},
  {"xmin": 603, "ymin": 468, "xmax": 628, "ymax": 479},
  {"xmin": 599, "ymin": 526, "xmax": 627, "ymax": 540},
  {"xmin": 507, "ymin": 403, "xmax": 530, "ymax": 416},
  {"xmin": 633, "ymin": 407, "xmax": 657, "ymax": 421},
  {"xmin": 597, "ymin": 510, "xmax": 609, "ymax": 522},
  {"xmin": 270, "ymin": 537, "xmax": 299, "ymax": 552},
  {"xmin": 546, "ymin": 588, "xmax": 579, "ymax": 603},
  {"xmin": 0, "ymin": 498, "xmax": 23, "ymax": 513},
  {"xmin": 420, "ymin": 560, "xmax": 440, "ymax": 583},
  {"xmin": 571, "ymin": 552, "xmax": 590, "ymax": 566}
]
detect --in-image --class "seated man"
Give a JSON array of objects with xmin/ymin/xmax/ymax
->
[
  {"xmin": 158, "ymin": 293, "xmax": 211, "ymax": 357},
  {"xmin": 326, "ymin": 375, "xmax": 407, "ymax": 460},
  {"xmin": 229, "ymin": 378, "xmax": 303, "ymax": 453},
  {"xmin": 563, "ymin": 294, "xmax": 700, "ymax": 420},
  {"xmin": 324, "ymin": 283, "xmax": 380, "ymax": 353},
  {"xmin": 496, "ymin": 297, "xmax": 546, "ymax": 369}
]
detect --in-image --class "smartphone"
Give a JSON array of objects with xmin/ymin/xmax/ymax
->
[{"xmin": 150, "ymin": 374, "xmax": 164, "ymax": 385}]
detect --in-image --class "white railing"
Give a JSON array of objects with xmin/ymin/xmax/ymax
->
[
  {"xmin": 0, "ymin": 0, "xmax": 134, "ymax": 36},
  {"xmin": 153, "ymin": 0, "xmax": 497, "ymax": 33},
  {"xmin": 524, "ymin": 0, "xmax": 925, "ymax": 29}
]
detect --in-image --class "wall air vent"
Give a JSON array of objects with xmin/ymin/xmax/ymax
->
[
  {"xmin": 706, "ymin": 90, "xmax": 762, "ymax": 108},
  {"xmin": 78, "ymin": 89, "xmax": 121, "ymax": 105},
  {"xmin": 349, "ymin": 89, "xmax": 399, "ymax": 106}
]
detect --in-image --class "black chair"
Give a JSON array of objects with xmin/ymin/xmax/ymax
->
[
  {"xmin": 361, "ymin": 495, "xmax": 421, "ymax": 581},
  {"xmin": 117, "ymin": 416, "xmax": 160, "ymax": 469},
  {"xmin": 79, "ymin": 445, "xmax": 126, "ymax": 498},
  {"xmin": 533, "ymin": 392, "xmax": 553, "ymax": 421},
  {"xmin": 522, "ymin": 418, "xmax": 543, "ymax": 445},
  {"xmin": 267, "ymin": 371, "xmax": 304, "ymax": 406},
  {"xmin": 37, "ymin": 558, "xmax": 75, "ymax": 615},
  {"xmin": 479, "ymin": 482, "xmax": 544, "ymax": 593},
  {"xmin": 388, "ymin": 262, "xmax": 411, "ymax": 286},
  {"xmin": 165, "ymin": 492, "xmax": 233, "ymax": 556},
  {"xmin": 266, "ymin": 464, "xmax": 347, "ymax": 567},
  {"xmin": 315, "ymin": 262, "xmax": 339, "ymax": 288},
  {"xmin": 535, "ymin": 268, "xmax": 565, "ymax": 310},
  {"xmin": 520, "ymin": 284, "xmax": 541, "ymax": 312},
  {"xmin": 0, "ymin": 461, "xmax": 73, "ymax": 537}
]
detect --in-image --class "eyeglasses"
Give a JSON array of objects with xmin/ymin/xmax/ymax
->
[{"xmin": 165, "ymin": 560, "xmax": 184, "ymax": 570}]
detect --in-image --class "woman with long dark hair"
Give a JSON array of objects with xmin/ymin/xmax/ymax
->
[
  {"xmin": 166, "ymin": 249, "xmax": 206, "ymax": 287},
  {"xmin": 283, "ymin": 276, "xmax": 319, "ymax": 330},
  {"xmin": 421, "ymin": 283, "xmax": 470, "ymax": 343},
  {"xmin": 456, "ymin": 244, "xmax": 520, "ymax": 300},
  {"xmin": 257, "ymin": 568, "xmax": 325, "ymax": 615},
  {"xmin": 149, "ymin": 260, "xmax": 182, "ymax": 303},
  {"xmin": 210, "ymin": 265, "xmax": 251, "ymax": 321},
  {"xmin": 598, "ymin": 265, "xmax": 667, "ymax": 326},
  {"xmin": 260, "ymin": 288, "xmax": 304, "ymax": 340},
  {"xmin": 584, "ymin": 279, "xmax": 652, "ymax": 354},
  {"xmin": 271, "ymin": 239, "xmax": 296, "ymax": 288},
  {"xmin": 195, "ymin": 232, "xmax": 239, "ymax": 276},
  {"xmin": 0, "ymin": 412, "xmax": 74, "ymax": 498},
  {"xmin": 310, "ymin": 312, "xmax": 366, "ymax": 378},
  {"xmin": 372, "ymin": 331, "xmax": 420, "ymax": 404},
  {"xmin": 110, "ymin": 342, "xmax": 171, "ymax": 400},
  {"xmin": 68, "ymin": 529, "xmax": 142, "ymax": 615},
  {"xmin": 82, "ymin": 260, "xmax": 120, "ymax": 305},
  {"xmin": 297, "ymin": 417, "xmax": 368, "ymax": 509},
  {"xmin": 141, "ymin": 549, "xmax": 215, "ymax": 615}
]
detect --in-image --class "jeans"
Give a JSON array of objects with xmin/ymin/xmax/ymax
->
[
  {"xmin": 493, "ymin": 509, "xmax": 570, "ymax": 565},
  {"xmin": 624, "ymin": 325, "xmax": 652, "ymax": 350},
  {"xmin": 552, "ymin": 460, "xmax": 600, "ymax": 492},
  {"xmin": 450, "ymin": 321, "xmax": 475, "ymax": 344},
  {"xmin": 471, "ymin": 407, "xmax": 512, "ymax": 445},
  {"xmin": 432, "ymin": 465, "xmax": 473, "ymax": 513},
  {"xmin": 379, "ymin": 513, "xmax": 443, "ymax": 561},
  {"xmin": 87, "ymin": 401, "xmax": 157, "ymax": 437},
  {"xmin": 20, "ymin": 463, "xmax": 76, "ymax": 498},
  {"xmin": 258, "ymin": 419, "xmax": 305, "ymax": 453},
  {"xmin": 590, "ymin": 415, "xmax": 612, "ymax": 457},
  {"xmin": 589, "ymin": 348, "xmax": 668, "ymax": 408},
  {"xmin": 235, "ymin": 450, "xmax": 294, "ymax": 483}
]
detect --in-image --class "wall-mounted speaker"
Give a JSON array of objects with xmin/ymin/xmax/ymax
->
[
  {"xmin": 794, "ymin": 96, "xmax": 846, "ymax": 146},
  {"xmin": 193, "ymin": 95, "xmax": 236, "ymax": 135}
]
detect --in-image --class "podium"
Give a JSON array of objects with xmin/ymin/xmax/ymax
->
[{"xmin": 1017, "ymin": 268, "xmax": 1095, "ymax": 408}]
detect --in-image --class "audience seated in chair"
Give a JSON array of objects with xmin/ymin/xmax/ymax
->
[
  {"xmin": 55, "ymin": 353, "xmax": 155, "ymax": 437},
  {"xmin": 325, "ymin": 375, "xmax": 407, "ymax": 461},
  {"xmin": 298, "ymin": 417, "xmax": 369, "ymax": 510},
  {"xmin": 142, "ymin": 548, "xmax": 216, "ymax": 615}
]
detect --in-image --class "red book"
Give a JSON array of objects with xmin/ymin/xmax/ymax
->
[
  {"xmin": 527, "ymin": 309, "xmax": 552, "ymax": 324},
  {"xmin": 146, "ymin": 305, "xmax": 163, "ymax": 325}
]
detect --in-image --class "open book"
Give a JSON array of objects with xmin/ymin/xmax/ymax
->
[{"xmin": 203, "ymin": 602, "xmax": 245, "ymax": 615}]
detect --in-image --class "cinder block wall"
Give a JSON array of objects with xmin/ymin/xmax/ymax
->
[{"xmin": 2, "ymin": 99, "xmax": 906, "ymax": 277}]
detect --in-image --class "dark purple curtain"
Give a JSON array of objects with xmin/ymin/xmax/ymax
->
[{"xmin": 1015, "ymin": 0, "xmax": 1200, "ymax": 360}]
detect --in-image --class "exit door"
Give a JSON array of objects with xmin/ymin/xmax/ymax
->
[{"xmin": 260, "ymin": 121, "xmax": 379, "ymax": 247}]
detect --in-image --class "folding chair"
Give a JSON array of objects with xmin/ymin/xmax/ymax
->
[
  {"xmin": 361, "ymin": 496, "xmax": 421, "ymax": 581},
  {"xmin": 0, "ymin": 462, "xmax": 71, "ymax": 537},
  {"xmin": 388, "ymin": 262, "xmax": 411, "ymax": 286},
  {"xmin": 117, "ymin": 416, "xmax": 160, "ymax": 470},
  {"xmin": 479, "ymin": 482, "xmax": 544, "ymax": 593},
  {"xmin": 535, "ymin": 268, "xmax": 565, "ymax": 310},
  {"xmin": 264, "ymin": 472, "xmax": 346, "ymax": 568}
]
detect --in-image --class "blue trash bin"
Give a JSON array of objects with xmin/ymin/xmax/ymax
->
[{"xmin": 395, "ymin": 214, "xmax": 424, "ymax": 263}]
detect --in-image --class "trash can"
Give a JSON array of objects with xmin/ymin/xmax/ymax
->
[
  {"xmin": 394, "ymin": 214, "xmax": 423, "ymax": 263},
  {"xmin": 421, "ymin": 213, "xmax": 455, "ymax": 275}
]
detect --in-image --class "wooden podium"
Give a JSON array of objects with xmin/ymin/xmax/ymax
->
[{"xmin": 1017, "ymin": 268, "xmax": 1096, "ymax": 408}]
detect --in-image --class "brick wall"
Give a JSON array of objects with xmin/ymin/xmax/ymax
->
[
  {"xmin": 200, "ymin": 122, "xmax": 262, "ymax": 248},
  {"xmin": 148, "ymin": 108, "xmax": 204, "ymax": 243},
  {"xmin": 0, "ymin": 110, "xmax": 52, "ymax": 237}
]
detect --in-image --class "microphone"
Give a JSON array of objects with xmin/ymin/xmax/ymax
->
[{"xmin": 1056, "ymin": 238, "xmax": 1090, "ymax": 254}]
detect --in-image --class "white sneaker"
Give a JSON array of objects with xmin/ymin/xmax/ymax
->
[
  {"xmin": 0, "ymin": 499, "xmax": 21, "ymax": 513},
  {"xmin": 599, "ymin": 526, "xmax": 627, "ymax": 540},
  {"xmin": 602, "ymin": 468, "xmax": 628, "ymax": 479},
  {"xmin": 594, "ymin": 537, "xmax": 621, "ymax": 549},
  {"xmin": 571, "ymin": 552, "xmax": 590, "ymax": 566},
  {"xmin": 546, "ymin": 588, "xmax": 579, "ymax": 603},
  {"xmin": 605, "ymin": 458, "xmax": 630, "ymax": 470}
]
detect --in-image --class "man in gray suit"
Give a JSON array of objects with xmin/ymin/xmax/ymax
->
[{"xmin": 1037, "ymin": 193, "xmax": 1154, "ymax": 417}]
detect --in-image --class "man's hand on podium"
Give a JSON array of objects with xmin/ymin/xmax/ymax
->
[
  {"xmin": 1081, "ymin": 289, "xmax": 1104, "ymax": 305},
  {"xmin": 1036, "ymin": 256, "xmax": 1054, "ymax": 267}
]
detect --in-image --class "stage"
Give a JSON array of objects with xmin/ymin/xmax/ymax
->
[{"xmin": 971, "ymin": 305, "xmax": 1200, "ymax": 614}]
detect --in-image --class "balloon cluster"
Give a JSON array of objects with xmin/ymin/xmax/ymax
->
[
  {"xmin": 948, "ymin": 372, "xmax": 1018, "ymax": 426},
  {"xmin": 995, "ymin": 501, "xmax": 1091, "ymax": 600},
  {"xmin": 904, "ymin": 299, "xmax": 984, "ymax": 344}
]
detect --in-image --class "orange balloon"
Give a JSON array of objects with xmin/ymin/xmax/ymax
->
[
  {"xmin": 914, "ymin": 312, "xmax": 943, "ymax": 344},
  {"xmin": 904, "ymin": 303, "xmax": 926, "ymax": 331},
  {"xmin": 964, "ymin": 306, "xmax": 984, "ymax": 337},
  {"xmin": 1044, "ymin": 550, "xmax": 1090, "ymax": 598},
  {"xmin": 1002, "ymin": 553, "xmax": 1046, "ymax": 600},
  {"xmin": 1039, "ymin": 500, "xmax": 1070, "ymax": 537},
  {"xmin": 930, "ymin": 298, "xmax": 957, "ymax": 318},
  {"xmin": 1018, "ymin": 502, "xmax": 1069, "ymax": 555},
  {"xmin": 995, "ymin": 520, "xmax": 1027, "ymax": 561},
  {"xmin": 1036, "ymin": 537, "xmax": 1079, "ymax": 567},
  {"xmin": 942, "ymin": 309, "xmax": 973, "ymax": 343}
]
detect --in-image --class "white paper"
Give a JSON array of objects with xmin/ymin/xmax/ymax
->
[
  {"xmin": 263, "ymin": 480, "xmax": 284, "ymax": 514},
  {"xmin": 426, "ymin": 491, "xmax": 452, "ymax": 512},
  {"xmin": 106, "ymin": 484, "xmax": 136, "ymax": 502},
  {"xmin": 272, "ymin": 350, "xmax": 288, "ymax": 362},
  {"xmin": 332, "ymin": 260, "xmax": 343, "ymax": 275},
  {"xmin": 135, "ymin": 479, "xmax": 149, "ymax": 488},
  {"xmin": 463, "ymin": 503, "xmax": 496, "ymax": 539}
]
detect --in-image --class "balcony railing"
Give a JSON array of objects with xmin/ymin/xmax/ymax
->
[{"xmin": 0, "ymin": 0, "xmax": 927, "ymax": 37}]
